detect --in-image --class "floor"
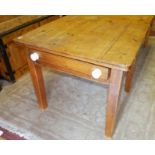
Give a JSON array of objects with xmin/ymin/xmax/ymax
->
[{"xmin": 0, "ymin": 37, "xmax": 155, "ymax": 139}]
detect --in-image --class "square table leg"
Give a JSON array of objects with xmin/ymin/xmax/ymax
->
[
  {"xmin": 27, "ymin": 54, "xmax": 48, "ymax": 110},
  {"xmin": 105, "ymin": 68, "xmax": 124, "ymax": 137},
  {"xmin": 125, "ymin": 60, "xmax": 136, "ymax": 93}
]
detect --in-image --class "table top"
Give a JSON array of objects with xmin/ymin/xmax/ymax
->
[
  {"xmin": 0, "ymin": 16, "xmax": 19, "ymax": 23},
  {"xmin": 0, "ymin": 15, "xmax": 50, "ymax": 37},
  {"xmin": 15, "ymin": 15, "xmax": 153, "ymax": 71}
]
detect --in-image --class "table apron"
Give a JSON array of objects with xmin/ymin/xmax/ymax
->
[{"xmin": 28, "ymin": 51, "xmax": 110, "ymax": 84}]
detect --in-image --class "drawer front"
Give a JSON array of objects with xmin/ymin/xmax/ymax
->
[{"xmin": 29, "ymin": 51, "xmax": 109, "ymax": 83}]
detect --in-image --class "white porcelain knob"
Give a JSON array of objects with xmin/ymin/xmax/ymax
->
[
  {"xmin": 91, "ymin": 68, "xmax": 102, "ymax": 79},
  {"xmin": 30, "ymin": 52, "xmax": 39, "ymax": 61}
]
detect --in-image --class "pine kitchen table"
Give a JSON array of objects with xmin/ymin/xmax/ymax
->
[{"xmin": 14, "ymin": 16, "xmax": 153, "ymax": 138}]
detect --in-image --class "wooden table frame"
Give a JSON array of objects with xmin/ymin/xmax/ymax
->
[
  {"xmin": 26, "ymin": 47, "xmax": 136, "ymax": 138},
  {"xmin": 14, "ymin": 16, "xmax": 153, "ymax": 138}
]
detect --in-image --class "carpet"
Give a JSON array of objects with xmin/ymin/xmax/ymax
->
[
  {"xmin": 0, "ymin": 38, "xmax": 155, "ymax": 139},
  {"xmin": 0, "ymin": 127, "xmax": 25, "ymax": 140}
]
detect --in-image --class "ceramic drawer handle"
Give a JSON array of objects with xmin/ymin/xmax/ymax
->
[
  {"xmin": 30, "ymin": 52, "xmax": 39, "ymax": 61},
  {"xmin": 91, "ymin": 68, "xmax": 102, "ymax": 79}
]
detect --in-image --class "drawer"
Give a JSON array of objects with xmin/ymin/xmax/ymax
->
[{"xmin": 29, "ymin": 51, "xmax": 109, "ymax": 83}]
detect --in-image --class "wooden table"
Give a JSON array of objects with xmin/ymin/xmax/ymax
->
[{"xmin": 14, "ymin": 16, "xmax": 153, "ymax": 138}]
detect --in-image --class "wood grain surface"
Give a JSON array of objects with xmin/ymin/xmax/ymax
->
[
  {"xmin": 0, "ymin": 15, "xmax": 47, "ymax": 36},
  {"xmin": 13, "ymin": 15, "xmax": 153, "ymax": 138},
  {"xmin": 14, "ymin": 15, "xmax": 153, "ymax": 71}
]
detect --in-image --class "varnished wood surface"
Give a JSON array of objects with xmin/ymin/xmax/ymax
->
[
  {"xmin": 2, "ymin": 23, "xmax": 39, "ymax": 44},
  {"xmin": 35, "ymin": 51, "xmax": 109, "ymax": 84},
  {"xmin": 0, "ymin": 15, "xmax": 60, "ymax": 81},
  {"xmin": 0, "ymin": 15, "xmax": 19, "ymax": 23},
  {"xmin": 125, "ymin": 60, "xmax": 136, "ymax": 92},
  {"xmin": 105, "ymin": 69, "xmax": 123, "ymax": 137},
  {"xmin": 13, "ymin": 15, "xmax": 153, "ymax": 138},
  {"xmin": 0, "ymin": 15, "xmax": 48, "ymax": 37},
  {"xmin": 15, "ymin": 15, "xmax": 153, "ymax": 71},
  {"xmin": 27, "ymin": 53, "xmax": 48, "ymax": 109}
]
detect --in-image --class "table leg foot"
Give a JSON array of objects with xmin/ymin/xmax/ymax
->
[
  {"xmin": 105, "ymin": 69, "xmax": 123, "ymax": 137},
  {"xmin": 104, "ymin": 135, "xmax": 113, "ymax": 140}
]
